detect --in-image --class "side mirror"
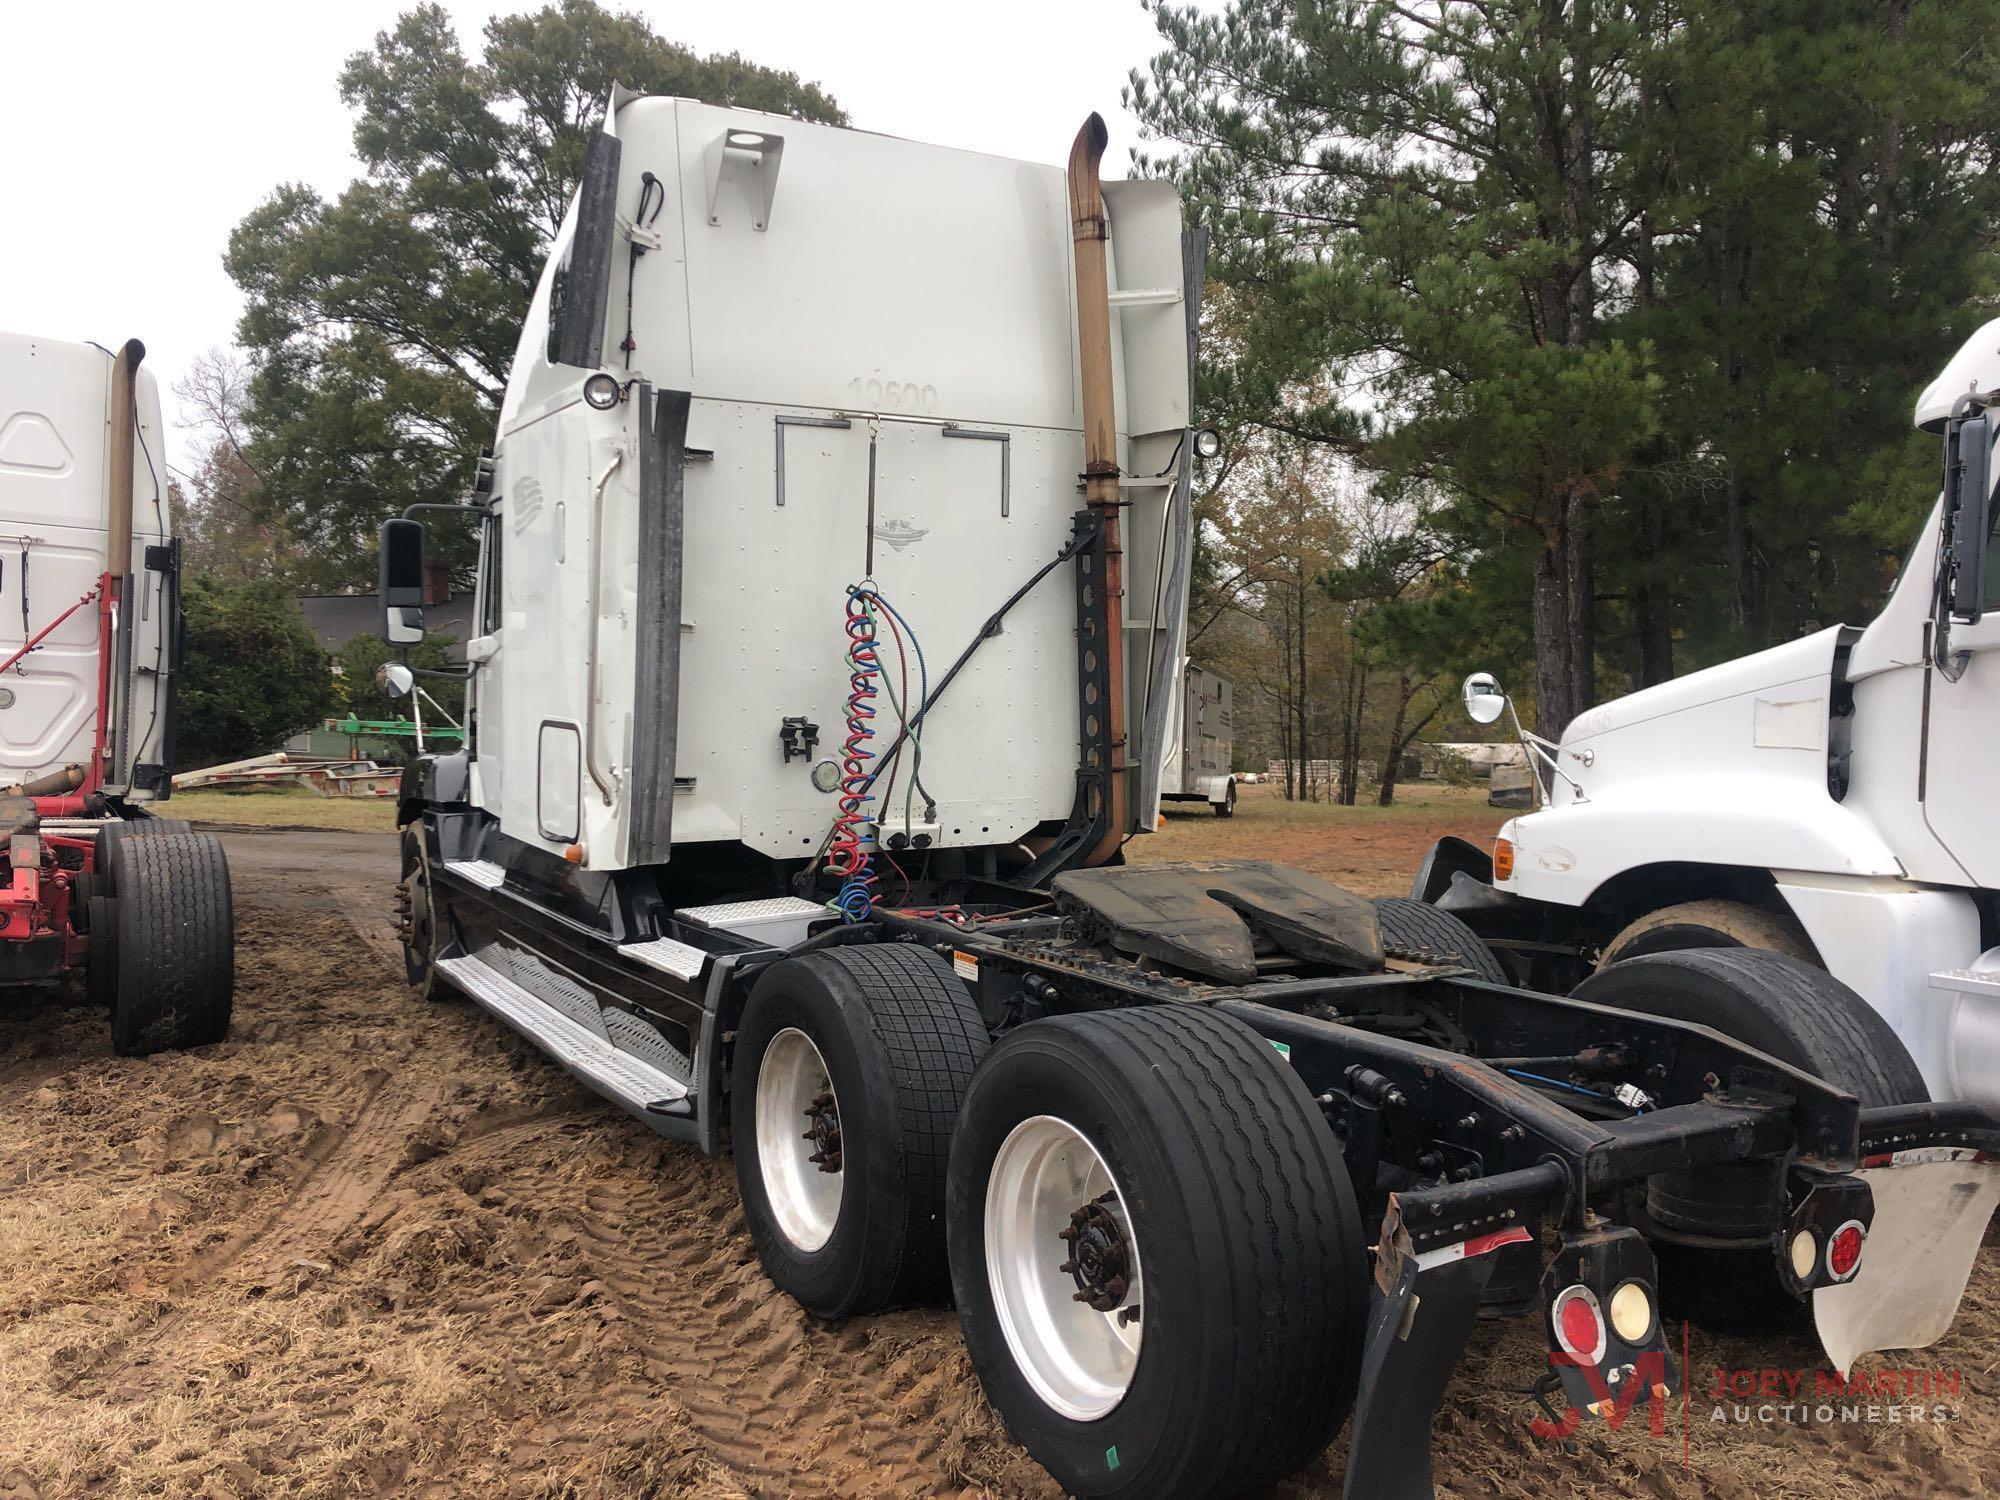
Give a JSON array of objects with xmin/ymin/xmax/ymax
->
[
  {"xmin": 375, "ymin": 661, "xmax": 414, "ymax": 699},
  {"xmin": 1946, "ymin": 404, "xmax": 1994, "ymax": 622},
  {"xmin": 379, "ymin": 518, "xmax": 427, "ymax": 645},
  {"xmin": 1462, "ymin": 672, "xmax": 1508, "ymax": 726}
]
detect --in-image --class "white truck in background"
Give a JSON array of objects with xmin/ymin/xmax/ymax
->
[
  {"xmin": 1419, "ymin": 317, "xmax": 2000, "ymax": 1112},
  {"xmin": 376, "ymin": 93, "xmax": 2000, "ymax": 1500},
  {"xmin": 1157, "ymin": 663, "xmax": 1235, "ymax": 815},
  {"xmin": 0, "ymin": 332, "xmax": 233, "ymax": 1052}
]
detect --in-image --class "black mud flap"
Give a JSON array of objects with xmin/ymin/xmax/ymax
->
[
  {"xmin": 1341, "ymin": 1242, "xmax": 1495, "ymax": 1500},
  {"xmin": 1409, "ymin": 835, "xmax": 1491, "ymax": 904}
]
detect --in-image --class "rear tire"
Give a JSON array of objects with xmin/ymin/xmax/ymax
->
[
  {"xmin": 107, "ymin": 832, "xmax": 234, "ymax": 1056},
  {"xmin": 1600, "ymin": 898, "xmax": 1817, "ymax": 968},
  {"xmin": 86, "ymin": 894, "xmax": 117, "ymax": 1011},
  {"xmin": 1375, "ymin": 896, "xmax": 1509, "ymax": 984},
  {"xmin": 94, "ymin": 817, "xmax": 195, "ymax": 897},
  {"xmin": 1574, "ymin": 948, "xmax": 1927, "ymax": 1332},
  {"xmin": 732, "ymin": 944, "xmax": 988, "ymax": 1318},
  {"xmin": 948, "ymin": 1005, "xmax": 1367, "ymax": 1499},
  {"xmin": 1213, "ymin": 782, "xmax": 1236, "ymax": 817}
]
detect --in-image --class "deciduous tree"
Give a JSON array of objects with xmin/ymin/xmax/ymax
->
[{"xmin": 226, "ymin": 0, "xmax": 844, "ymax": 589}]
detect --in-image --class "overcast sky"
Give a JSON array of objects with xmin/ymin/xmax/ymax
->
[{"xmin": 0, "ymin": 0, "xmax": 1172, "ymax": 467}]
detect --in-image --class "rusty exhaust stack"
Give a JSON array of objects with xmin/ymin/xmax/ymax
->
[
  {"xmin": 1067, "ymin": 115, "xmax": 1128, "ymax": 865},
  {"xmin": 105, "ymin": 339, "xmax": 144, "ymax": 587}
]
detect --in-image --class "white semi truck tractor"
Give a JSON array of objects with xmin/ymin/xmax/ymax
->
[
  {"xmin": 1418, "ymin": 318, "xmax": 2000, "ymax": 1119},
  {"xmin": 381, "ymin": 93, "xmax": 2000, "ymax": 1500},
  {"xmin": 0, "ymin": 332, "xmax": 233, "ymax": 1052}
]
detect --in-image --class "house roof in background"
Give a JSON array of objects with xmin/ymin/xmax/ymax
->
[{"xmin": 296, "ymin": 593, "xmax": 475, "ymax": 662}]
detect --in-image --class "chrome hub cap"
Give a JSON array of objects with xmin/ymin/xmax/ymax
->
[
  {"xmin": 756, "ymin": 1027, "xmax": 843, "ymax": 1252},
  {"xmin": 985, "ymin": 1115, "xmax": 1143, "ymax": 1420}
]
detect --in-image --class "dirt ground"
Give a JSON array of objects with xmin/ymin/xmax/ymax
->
[{"xmin": 1, "ymin": 815, "xmax": 1996, "ymax": 1498}]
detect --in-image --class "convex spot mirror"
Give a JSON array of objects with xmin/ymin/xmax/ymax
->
[
  {"xmin": 375, "ymin": 661, "xmax": 415, "ymax": 699},
  {"xmin": 1463, "ymin": 672, "xmax": 1508, "ymax": 726}
]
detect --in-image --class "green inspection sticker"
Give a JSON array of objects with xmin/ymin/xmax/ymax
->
[
  {"xmin": 1105, "ymin": 1445, "xmax": 1120, "ymax": 1471},
  {"xmin": 1270, "ymin": 1039, "xmax": 1292, "ymax": 1061}
]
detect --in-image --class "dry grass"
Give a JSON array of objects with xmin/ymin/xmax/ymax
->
[
  {"xmin": 166, "ymin": 778, "xmax": 1501, "ymax": 862},
  {"xmin": 168, "ymin": 786, "xmax": 399, "ymax": 834},
  {"xmin": 1133, "ymin": 779, "xmax": 1507, "ymax": 897}
]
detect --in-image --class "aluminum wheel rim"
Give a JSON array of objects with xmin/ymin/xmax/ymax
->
[
  {"xmin": 755, "ymin": 1027, "xmax": 843, "ymax": 1252},
  {"xmin": 984, "ymin": 1114, "xmax": 1143, "ymax": 1421}
]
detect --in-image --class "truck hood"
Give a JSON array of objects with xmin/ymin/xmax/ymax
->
[{"xmin": 1558, "ymin": 627, "xmax": 1845, "ymax": 769}]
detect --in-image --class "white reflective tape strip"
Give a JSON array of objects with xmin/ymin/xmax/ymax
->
[
  {"xmin": 1414, "ymin": 1224, "xmax": 1533, "ymax": 1273},
  {"xmin": 1862, "ymin": 1146, "xmax": 1989, "ymax": 1168}
]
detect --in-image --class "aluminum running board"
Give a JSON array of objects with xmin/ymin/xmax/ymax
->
[
  {"xmin": 443, "ymin": 859, "xmax": 508, "ymax": 891},
  {"xmin": 436, "ymin": 953, "xmax": 693, "ymax": 1122}
]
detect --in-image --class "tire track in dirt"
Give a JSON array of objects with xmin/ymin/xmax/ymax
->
[
  {"xmin": 233, "ymin": 1073, "xmax": 447, "ymax": 1287},
  {"xmin": 555, "ymin": 1165, "xmax": 960, "ymax": 1493},
  {"xmin": 53, "ymin": 1066, "xmax": 436, "ymax": 1395},
  {"xmin": 450, "ymin": 1137, "xmax": 1052, "ymax": 1499}
]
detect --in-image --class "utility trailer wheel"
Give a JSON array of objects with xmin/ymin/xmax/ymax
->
[
  {"xmin": 1374, "ymin": 895, "xmax": 1509, "ymax": 984},
  {"xmin": 1599, "ymin": 898, "xmax": 1817, "ymax": 969},
  {"xmin": 397, "ymin": 828, "xmax": 448, "ymax": 1001},
  {"xmin": 947, "ymin": 1005, "xmax": 1367, "ymax": 1500},
  {"xmin": 1213, "ymin": 782, "xmax": 1236, "ymax": 817},
  {"xmin": 732, "ymin": 944, "xmax": 988, "ymax": 1319},
  {"xmin": 1575, "ymin": 948, "xmax": 1928, "ymax": 1332},
  {"xmin": 106, "ymin": 831, "xmax": 234, "ymax": 1056}
]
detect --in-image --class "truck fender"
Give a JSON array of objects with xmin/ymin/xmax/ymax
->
[
  {"xmin": 1411, "ymin": 835, "xmax": 1493, "ymax": 904},
  {"xmin": 1505, "ymin": 790, "xmax": 1904, "ymax": 909},
  {"xmin": 397, "ymin": 749, "xmax": 471, "ymax": 827},
  {"xmin": 1772, "ymin": 878, "xmax": 1983, "ymax": 1108}
]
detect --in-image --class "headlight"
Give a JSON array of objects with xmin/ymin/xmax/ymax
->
[
  {"xmin": 1193, "ymin": 427, "xmax": 1223, "ymax": 460},
  {"xmin": 583, "ymin": 372, "xmax": 621, "ymax": 410}
]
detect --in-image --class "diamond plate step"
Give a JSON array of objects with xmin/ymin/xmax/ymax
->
[
  {"xmin": 438, "ymin": 953, "xmax": 691, "ymax": 1118},
  {"xmin": 621, "ymin": 935, "xmax": 709, "ymax": 980},
  {"xmin": 678, "ymin": 895, "xmax": 827, "ymax": 946},
  {"xmin": 443, "ymin": 859, "xmax": 508, "ymax": 891}
]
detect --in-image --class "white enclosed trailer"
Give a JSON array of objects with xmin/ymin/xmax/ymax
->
[
  {"xmin": 1420, "ymin": 318, "xmax": 2000, "ymax": 1112},
  {"xmin": 0, "ymin": 332, "xmax": 232, "ymax": 1048},
  {"xmin": 1157, "ymin": 663, "xmax": 1236, "ymax": 814},
  {"xmin": 384, "ymin": 96, "xmax": 2000, "ymax": 1500}
]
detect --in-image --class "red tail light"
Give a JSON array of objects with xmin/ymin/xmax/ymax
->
[
  {"xmin": 1828, "ymin": 1221, "xmax": 1866, "ymax": 1281},
  {"xmin": 1552, "ymin": 1285, "xmax": 1606, "ymax": 1363}
]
